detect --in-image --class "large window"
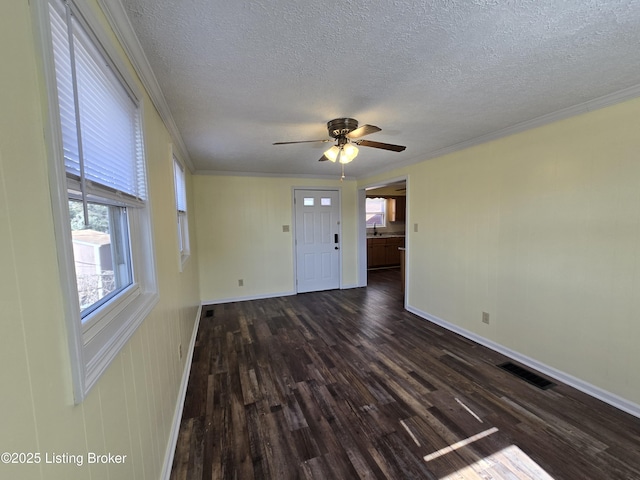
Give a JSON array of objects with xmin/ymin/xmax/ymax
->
[
  {"xmin": 173, "ymin": 156, "xmax": 190, "ymax": 267},
  {"xmin": 366, "ymin": 197, "xmax": 387, "ymax": 228},
  {"xmin": 43, "ymin": 0, "xmax": 157, "ymax": 401}
]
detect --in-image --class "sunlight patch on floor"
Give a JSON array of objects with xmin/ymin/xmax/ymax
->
[{"xmin": 436, "ymin": 444, "xmax": 555, "ymax": 480}]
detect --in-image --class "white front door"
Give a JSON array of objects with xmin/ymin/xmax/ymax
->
[{"xmin": 294, "ymin": 189, "xmax": 341, "ymax": 293}]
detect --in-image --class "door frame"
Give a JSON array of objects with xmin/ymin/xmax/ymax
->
[
  {"xmin": 358, "ymin": 175, "xmax": 409, "ymax": 305},
  {"xmin": 292, "ymin": 186, "xmax": 343, "ymax": 293}
]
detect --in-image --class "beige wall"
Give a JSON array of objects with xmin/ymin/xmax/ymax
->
[
  {"xmin": 362, "ymin": 97, "xmax": 640, "ymax": 407},
  {"xmin": 0, "ymin": 2, "xmax": 200, "ymax": 479},
  {"xmin": 194, "ymin": 175, "xmax": 359, "ymax": 302},
  {"xmin": 4, "ymin": 4, "xmax": 640, "ymax": 480}
]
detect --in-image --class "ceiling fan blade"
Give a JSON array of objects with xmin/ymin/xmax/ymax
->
[
  {"xmin": 272, "ymin": 139, "xmax": 330, "ymax": 145},
  {"xmin": 318, "ymin": 154, "xmax": 330, "ymax": 162},
  {"xmin": 346, "ymin": 124, "xmax": 381, "ymax": 139},
  {"xmin": 356, "ymin": 139, "xmax": 406, "ymax": 152}
]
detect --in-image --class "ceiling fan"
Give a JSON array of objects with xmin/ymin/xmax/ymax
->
[{"xmin": 273, "ymin": 118, "xmax": 406, "ymax": 168}]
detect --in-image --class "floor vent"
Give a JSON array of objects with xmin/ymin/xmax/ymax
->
[
  {"xmin": 205, "ymin": 309, "xmax": 214, "ymax": 318},
  {"xmin": 498, "ymin": 362, "xmax": 555, "ymax": 390}
]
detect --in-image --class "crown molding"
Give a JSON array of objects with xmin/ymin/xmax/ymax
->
[
  {"xmin": 97, "ymin": 0, "xmax": 195, "ymax": 173},
  {"xmin": 425, "ymin": 83, "xmax": 640, "ymax": 161},
  {"xmin": 361, "ymin": 83, "xmax": 640, "ymax": 180},
  {"xmin": 90, "ymin": 2, "xmax": 640, "ymax": 180},
  {"xmin": 193, "ymin": 169, "xmax": 356, "ymax": 181}
]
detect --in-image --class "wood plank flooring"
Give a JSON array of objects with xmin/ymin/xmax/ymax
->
[{"xmin": 171, "ymin": 269, "xmax": 640, "ymax": 479}]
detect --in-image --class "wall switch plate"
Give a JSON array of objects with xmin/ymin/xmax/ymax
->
[
  {"xmin": 238, "ymin": 279, "xmax": 244, "ymax": 287},
  {"xmin": 482, "ymin": 312, "xmax": 490, "ymax": 324},
  {"xmin": 282, "ymin": 225, "xmax": 290, "ymax": 232},
  {"xmin": 414, "ymin": 223, "xmax": 419, "ymax": 232}
]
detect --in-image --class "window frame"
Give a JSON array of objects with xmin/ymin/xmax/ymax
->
[
  {"xmin": 173, "ymin": 154, "xmax": 190, "ymax": 269},
  {"xmin": 34, "ymin": 0, "xmax": 158, "ymax": 403}
]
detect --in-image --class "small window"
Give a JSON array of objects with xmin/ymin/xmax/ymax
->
[
  {"xmin": 304, "ymin": 197, "xmax": 314, "ymax": 206},
  {"xmin": 69, "ymin": 200, "xmax": 132, "ymax": 316},
  {"xmin": 173, "ymin": 157, "xmax": 190, "ymax": 267},
  {"xmin": 366, "ymin": 198, "xmax": 386, "ymax": 228},
  {"xmin": 321, "ymin": 197, "xmax": 331, "ymax": 206}
]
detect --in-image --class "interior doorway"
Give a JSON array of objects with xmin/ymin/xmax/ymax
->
[{"xmin": 359, "ymin": 178, "xmax": 408, "ymax": 298}]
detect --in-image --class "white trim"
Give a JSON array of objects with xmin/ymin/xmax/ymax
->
[
  {"xmin": 359, "ymin": 174, "xmax": 410, "ymax": 294},
  {"xmin": 196, "ymin": 169, "xmax": 356, "ymax": 180},
  {"xmin": 85, "ymin": 292, "xmax": 158, "ymax": 392},
  {"xmin": 362, "ymin": 84, "xmax": 640, "ymax": 180},
  {"xmin": 98, "ymin": 0, "xmax": 640, "ymax": 183},
  {"xmin": 161, "ymin": 305, "xmax": 202, "ymax": 480},
  {"xmin": 357, "ymin": 189, "xmax": 367, "ymax": 288},
  {"xmin": 32, "ymin": 0, "xmax": 87, "ymax": 401},
  {"xmin": 33, "ymin": 0, "xmax": 158, "ymax": 402},
  {"xmin": 403, "ymin": 176, "xmax": 410, "ymax": 308},
  {"xmin": 203, "ymin": 286, "xmax": 359, "ymax": 307},
  {"xmin": 203, "ymin": 291, "xmax": 297, "ymax": 306},
  {"xmin": 405, "ymin": 305, "xmax": 640, "ymax": 419}
]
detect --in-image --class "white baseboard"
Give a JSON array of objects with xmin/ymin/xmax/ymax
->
[
  {"xmin": 406, "ymin": 305, "xmax": 640, "ymax": 419},
  {"xmin": 161, "ymin": 304, "xmax": 202, "ymax": 480},
  {"xmin": 202, "ymin": 290, "xmax": 296, "ymax": 305},
  {"xmin": 203, "ymin": 285, "xmax": 360, "ymax": 305}
]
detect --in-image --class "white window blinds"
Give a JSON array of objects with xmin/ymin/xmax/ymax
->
[{"xmin": 49, "ymin": 0, "xmax": 145, "ymax": 205}]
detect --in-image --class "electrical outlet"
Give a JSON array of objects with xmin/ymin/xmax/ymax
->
[
  {"xmin": 482, "ymin": 312, "xmax": 490, "ymax": 324},
  {"xmin": 179, "ymin": 344, "xmax": 183, "ymax": 360},
  {"xmin": 238, "ymin": 279, "xmax": 244, "ymax": 287}
]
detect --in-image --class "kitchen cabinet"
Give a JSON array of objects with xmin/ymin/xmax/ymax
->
[
  {"xmin": 392, "ymin": 196, "xmax": 406, "ymax": 222},
  {"xmin": 368, "ymin": 239, "xmax": 387, "ymax": 267},
  {"xmin": 367, "ymin": 236, "xmax": 405, "ymax": 268},
  {"xmin": 387, "ymin": 196, "xmax": 406, "ymax": 223}
]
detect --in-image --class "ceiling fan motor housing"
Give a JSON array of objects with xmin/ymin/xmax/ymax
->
[{"xmin": 328, "ymin": 118, "xmax": 358, "ymax": 138}]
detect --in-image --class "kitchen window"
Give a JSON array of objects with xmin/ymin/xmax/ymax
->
[{"xmin": 366, "ymin": 197, "xmax": 386, "ymax": 228}]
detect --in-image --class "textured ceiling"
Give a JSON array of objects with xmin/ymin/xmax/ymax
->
[{"xmin": 118, "ymin": 0, "xmax": 640, "ymax": 178}]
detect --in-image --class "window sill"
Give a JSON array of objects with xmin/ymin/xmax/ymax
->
[{"xmin": 82, "ymin": 290, "xmax": 158, "ymax": 400}]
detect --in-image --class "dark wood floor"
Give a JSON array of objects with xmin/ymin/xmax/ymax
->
[{"xmin": 171, "ymin": 268, "xmax": 640, "ymax": 479}]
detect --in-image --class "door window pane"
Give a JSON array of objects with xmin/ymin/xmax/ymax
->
[{"xmin": 304, "ymin": 197, "xmax": 314, "ymax": 206}]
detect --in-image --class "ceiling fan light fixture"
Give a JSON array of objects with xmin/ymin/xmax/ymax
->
[
  {"xmin": 274, "ymin": 118, "xmax": 405, "ymax": 176},
  {"xmin": 339, "ymin": 144, "xmax": 358, "ymax": 164},
  {"xmin": 324, "ymin": 145, "xmax": 340, "ymax": 162}
]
